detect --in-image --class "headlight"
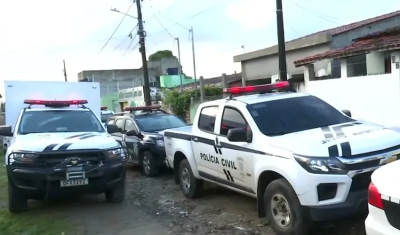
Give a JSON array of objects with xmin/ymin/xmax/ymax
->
[
  {"xmin": 104, "ymin": 148, "xmax": 124, "ymax": 159},
  {"xmin": 12, "ymin": 152, "xmax": 37, "ymax": 163},
  {"xmin": 156, "ymin": 140, "xmax": 164, "ymax": 147},
  {"xmin": 294, "ymin": 155, "xmax": 348, "ymax": 175}
]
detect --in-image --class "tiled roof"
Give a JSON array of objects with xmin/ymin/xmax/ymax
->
[
  {"xmin": 292, "ymin": 10, "xmax": 400, "ymax": 42},
  {"xmin": 294, "ymin": 28, "xmax": 400, "ymax": 66}
]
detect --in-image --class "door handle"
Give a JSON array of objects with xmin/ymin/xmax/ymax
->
[{"xmin": 192, "ymin": 137, "xmax": 198, "ymax": 142}]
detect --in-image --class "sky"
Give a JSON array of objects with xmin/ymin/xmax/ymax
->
[{"xmin": 1, "ymin": 0, "xmax": 400, "ymax": 94}]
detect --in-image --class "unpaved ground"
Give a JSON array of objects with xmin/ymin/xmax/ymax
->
[{"xmin": 24, "ymin": 166, "xmax": 367, "ymax": 235}]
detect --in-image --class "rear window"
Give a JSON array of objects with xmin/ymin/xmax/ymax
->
[
  {"xmin": 135, "ymin": 114, "xmax": 187, "ymax": 132},
  {"xmin": 247, "ymin": 96, "xmax": 353, "ymax": 136},
  {"xmin": 18, "ymin": 110, "xmax": 104, "ymax": 134},
  {"xmin": 198, "ymin": 106, "xmax": 218, "ymax": 132}
]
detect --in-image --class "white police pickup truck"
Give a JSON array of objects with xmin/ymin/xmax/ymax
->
[
  {"xmin": 164, "ymin": 81, "xmax": 400, "ymax": 235},
  {"xmin": 0, "ymin": 99, "xmax": 127, "ymax": 213}
]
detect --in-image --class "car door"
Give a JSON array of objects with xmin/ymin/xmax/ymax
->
[
  {"xmin": 192, "ymin": 106, "xmax": 220, "ymax": 180},
  {"xmin": 216, "ymin": 106, "xmax": 256, "ymax": 195},
  {"xmin": 111, "ymin": 118, "xmax": 125, "ymax": 146},
  {"xmin": 123, "ymin": 118, "xmax": 140, "ymax": 163}
]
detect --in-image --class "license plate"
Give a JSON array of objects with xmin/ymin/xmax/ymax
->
[{"xmin": 60, "ymin": 179, "xmax": 88, "ymax": 187}]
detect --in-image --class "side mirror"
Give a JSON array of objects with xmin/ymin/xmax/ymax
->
[
  {"xmin": 126, "ymin": 129, "xmax": 138, "ymax": 137},
  {"xmin": 342, "ymin": 110, "xmax": 351, "ymax": 117},
  {"xmin": 0, "ymin": 125, "xmax": 12, "ymax": 137},
  {"xmin": 107, "ymin": 124, "xmax": 119, "ymax": 134},
  {"xmin": 227, "ymin": 128, "xmax": 249, "ymax": 142}
]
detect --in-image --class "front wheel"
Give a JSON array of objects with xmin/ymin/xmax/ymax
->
[
  {"xmin": 264, "ymin": 178, "xmax": 308, "ymax": 235},
  {"xmin": 179, "ymin": 159, "xmax": 203, "ymax": 199},
  {"xmin": 141, "ymin": 151, "xmax": 159, "ymax": 177}
]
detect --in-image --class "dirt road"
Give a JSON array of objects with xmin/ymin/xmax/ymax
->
[{"xmin": 25, "ymin": 166, "xmax": 367, "ymax": 235}]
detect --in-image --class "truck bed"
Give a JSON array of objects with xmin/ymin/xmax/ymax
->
[{"xmin": 165, "ymin": 125, "xmax": 193, "ymax": 134}]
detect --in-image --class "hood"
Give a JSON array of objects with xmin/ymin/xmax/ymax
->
[
  {"xmin": 372, "ymin": 160, "xmax": 400, "ymax": 199},
  {"xmin": 12, "ymin": 132, "xmax": 119, "ymax": 152},
  {"xmin": 269, "ymin": 121, "xmax": 400, "ymax": 157}
]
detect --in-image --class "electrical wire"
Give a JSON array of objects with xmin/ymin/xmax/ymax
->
[
  {"xmin": 123, "ymin": 33, "xmax": 139, "ymax": 55},
  {"xmin": 152, "ymin": 13, "xmax": 175, "ymax": 39},
  {"xmin": 98, "ymin": 2, "xmax": 134, "ymax": 54},
  {"xmin": 292, "ymin": 3, "xmax": 342, "ymax": 25}
]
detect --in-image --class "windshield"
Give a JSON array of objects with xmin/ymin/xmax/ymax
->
[
  {"xmin": 18, "ymin": 110, "xmax": 105, "ymax": 134},
  {"xmin": 247, "ymin": 96, "xmax": 353, "ymax": 136},
  {"xmin": 135, "ymin": 114, "xmax": 187, "ymax": 132},
  {"xmin": 101, "ymin": 113, "xmax": 114, "ymax": 123}
]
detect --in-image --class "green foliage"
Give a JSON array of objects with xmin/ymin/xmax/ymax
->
[
  {"xmin": 163, "ymin": 86, "xmax": 222, "ymax": 119},
  {"xmin": 148, "ymin": 50, "xmax": 173, "ymax": 61}
]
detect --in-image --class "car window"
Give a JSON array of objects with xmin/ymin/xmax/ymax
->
[
  {"xmin": 101, "ymin": 113, "xmax": 114, "ymax": 123},
  {"xmin": 18, "ymin": 110, "xmax": 104, "ymax": 134},
  {"xmin": 107, "ymin": 119, "xmax": 114, "ymax": 125},
  {"xmin": 220, "ymin": 107, "xmax": 247, "ymax": 136},
  {"xmin": 135, "ymin": 114, "xmax": 186, "ymax": 132},
  {"xmin": 198, "ymin": 106, "xmax": 218, "ymax": 133},
  {"xmin": 247, "ymin": 96, "xmax": 354, "ymax": 136},
  {"xmin": 124, "ymin": 119, "xmax": 137, "ymax": 132},
  {"xmin": 115, "ymin": 119, "xmax": 125, "ymax": 133}
]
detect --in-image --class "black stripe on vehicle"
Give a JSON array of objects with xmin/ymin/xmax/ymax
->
[
  {"xmin": 58, "ymin": 143, "xmax": 72, "ymax": 150},
  {"xmin": 332, "ymin": 123, "xmax": 361, "ymax": 137},
  {"xmin": 43, "ymin": 143, "xmax": 58, "ymax": 151},
  {"xmin": 164, "ymin": 132, "xmax": 288, "ymax": 159},
  {"xmin": 321, "ymin": 126, "xmax": 333, "ymax": 138},
  {"xmin": 199, "ymin": 171, "xmax": 255, "ymax": 194},
  {"xmin": 79, "ymin": 134, "xmax": 97, "ymax": 139},
  {"xmin": 65, "ymin": 133, "xmax": 92, "ymax": 139},
  {"xmin": 340, "ymin": 142, "xmax": 352, "ymax": 156},
  {"xmin": 328, "ymin": 145, "xmax": 339, "ymax": 157}
]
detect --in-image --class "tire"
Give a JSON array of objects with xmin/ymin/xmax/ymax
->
[
  {"xmin": 264, "ymin": 178, "xmax": 308, "ymax": 235},
  {"xmin": 8, "ymin": 182, "xmax": 28, "ymax": 213},
  {"xmin": 141, "ymin": 151, "xmax": 159, "ymax": 177},
  {"xmin": 105, "ymin": 175, "xmax": 126, "ymax": 203},
  {"xmin": 179, "ymin": 159, "xmax": 203, "ymax": 199}
]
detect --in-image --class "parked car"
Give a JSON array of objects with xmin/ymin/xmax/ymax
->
[{"xmin": 365, "ymin": 157, "xmax": 400, "ymax": 235}]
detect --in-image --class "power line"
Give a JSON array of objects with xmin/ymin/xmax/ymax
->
[
  {"xmin": 292, "ymin": 3, "xmax": 342, "ymax": 25},
  {"xmin": 98, "ymin": 2, "xmax": 134, "ymax": 54},
  {"xmin": 145, "ymin": 2, "xmax": 189, "ymax": 31},
  {"xmin": 152, "ymin": 13, "xmax": 175, "ymax": 39},
  {"xmin": 114, "ymin": 26, "xmax": 138, "ymax": 51}
]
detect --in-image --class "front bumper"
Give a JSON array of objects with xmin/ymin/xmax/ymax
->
[{"xmin": 7, "ymin": 162, "xmax": 126, "ymax": 198}]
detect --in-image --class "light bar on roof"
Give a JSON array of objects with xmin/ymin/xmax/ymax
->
[
  {"xmin": 222, "ymin": 81, "xmax": 290, "ymax": 95},
  {"xmin": 24, "ymin": 99, "xmax": 88, "ymax": 106},
  {"xmin": 124, "ymin": 105, "xmax": 161, "ymax": 111},
  {"xmin": 101, "ymin": 106, "xmax": 108, "ymax": 110}
]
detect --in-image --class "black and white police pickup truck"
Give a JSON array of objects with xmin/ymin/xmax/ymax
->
[
  {"xmin": 164, "ymin": 81, "xmax": 400, "ymax": 235},
  {"xmin": 0, "ymin": 99, "xmax": 128, "ymax": 213}
]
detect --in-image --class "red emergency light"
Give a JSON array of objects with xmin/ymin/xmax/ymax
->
[
  {"xmin": 101, "ymin": 106, "xmax": 108, "ymax": 110},
  {"xmin": 124, "ymin": 105, "xmax": 161, "ymax": 112},
  {"xmin": 223, "ymin": 81, "xmax": 290, "ymax": 95},
  {"xmin": 24, "ymin": 99, "xmax": 88, "ymax": 106}
]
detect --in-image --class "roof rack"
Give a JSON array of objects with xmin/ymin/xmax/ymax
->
[
  {"xmin": 110, "ymin": 105, "xmax": 169, "ymax": 118},
  {"xmin": 223, "ymin": 81, "xmax": 295, "ymax": 100}
]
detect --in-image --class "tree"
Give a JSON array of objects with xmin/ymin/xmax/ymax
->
[{"xmin": 148, "ymin": 50, "xmax": 173, "ymax": 61}]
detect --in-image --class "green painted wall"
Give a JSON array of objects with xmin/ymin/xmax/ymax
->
[
  {"xmin": 160, "ymin": 75, "xmax": 195, "ymax": 88},
  {"xmin": 101, "ymin": 92, "xmax": 118, "ymax": 112}
]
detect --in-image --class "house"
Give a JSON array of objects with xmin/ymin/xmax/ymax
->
[{"xmin": 233, "ymin": 10, "xmax": 400, "ymax": 85}]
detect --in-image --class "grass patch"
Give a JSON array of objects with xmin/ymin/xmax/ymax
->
[{"xmin": 0, "ymin": 151, "xmax": 76, "ymax": 235}]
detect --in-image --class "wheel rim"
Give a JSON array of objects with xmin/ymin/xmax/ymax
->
[
  {"xmin": 271, "ymin": 194, "xmax": 291, "ymax": 228},
  {"xmin": 143, "ymin": 155, "xmax": 151, "ymax": 174},
  {"xmin": 181, "ymin": 168, "xmax": 191, "ymax": 193}
]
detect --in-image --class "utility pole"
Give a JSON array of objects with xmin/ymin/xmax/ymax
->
[
  {"xmin": 189, "ymin": 27, "xmax": 197, "ymax": 96},
  {"xmin": 136, "ymin": 0, "xmax": 151, "ymax": 105},
  {"xmin": 242, "ymin": 45, "xmax": 245, "ymax": 54},
  {"xmin": 176, "ymin": 37, "xmax": 183, "ymax": 91},
  {"xmin": 276, "ymin": 0, "xmax": 287, "ymax": 81},
  {"xmin": 63, "ymin": 60, "xmax": 67, "ymax": 82}
]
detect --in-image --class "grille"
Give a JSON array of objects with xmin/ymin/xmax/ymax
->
[
  {"xmin": 350, "ymin": 171, "xmax": 373, "ymax": 192},
  {"xmin": 344, "ymin": 159, "xmax": 381, "ymax": 171},
  {"xmin": 35, "ymin": 152, "xmax": 105, "ymax": 168}
]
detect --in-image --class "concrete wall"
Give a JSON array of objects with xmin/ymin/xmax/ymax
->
[
  {"xmin": 241, "ymin": 43, "xmax": 330, "ymax": 81},
  {"xmin": 300, "ymin": 51, "xmax": 400, "ymax": 127},
  {"xmin": 147, "ymin": 56, "xmax": 180, "ymax": 76}
]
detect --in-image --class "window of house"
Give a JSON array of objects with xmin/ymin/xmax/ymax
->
[
  {"xmin": 133, "ymin": 91, "xmax": 138, "ymax": 97},
  {"xmin": 384, "ymin": 56, "xmax": 392, "ymax": 74},
  {"xmin": 220, "ymin": 107, "xmax": 247, "ymax": 136},
  {"xmin": 198, "ymin": 106, "xmax": 218, "ymax": 132},
  {"xmin": 138, "ymin": 91, "xmax": 143, "ymax": 96}
]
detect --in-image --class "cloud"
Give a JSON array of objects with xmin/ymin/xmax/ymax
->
[{"xmin": 224, "ymin": 0, "xmax": 276, "ymax": 30}]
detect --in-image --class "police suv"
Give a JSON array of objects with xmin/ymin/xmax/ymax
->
[
  {"xmin": 0, "ymin": 99, "xmax": 127, "ymax": 213},
  {"xmin": 163, "ymin": 81, "xmax": 400, "ymax": 235}
]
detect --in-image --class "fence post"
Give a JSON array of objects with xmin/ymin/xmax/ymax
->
[
  {"xmin": 199, "ymin": 76, "xmax": 205, "ymax": 102},
  {"xmin": 221, "ymin": 73, "xmax": 227, "ymax": 98}
]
